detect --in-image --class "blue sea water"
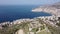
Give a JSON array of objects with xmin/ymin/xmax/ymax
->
[{"xmin": 0, "ymin": 5, "xmax": 51, "ymax": 23}]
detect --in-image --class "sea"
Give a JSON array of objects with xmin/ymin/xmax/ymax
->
[{"xmin": 0, "ymin": 5, "xmax": 51, "ymax": 23}]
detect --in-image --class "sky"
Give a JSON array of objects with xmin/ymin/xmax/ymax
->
[{"xmin": 0, "ymin": 0, "xmax": 60, "ymax": 5}]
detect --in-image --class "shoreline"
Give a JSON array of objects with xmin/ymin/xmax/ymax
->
[
  {"xmin": 0, "ymin": 15, "xmax": 55, "ymax": 25},
  {"xmin": 32, "ymin": 2, "xmax": 60, "ymax": 17}
]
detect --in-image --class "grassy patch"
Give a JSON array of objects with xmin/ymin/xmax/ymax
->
[{"xmin": 37, "ymin": 28, "xmax": 51, "ymax": 34}]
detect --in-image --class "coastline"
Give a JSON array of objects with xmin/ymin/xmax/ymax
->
[
  {"xmin": 0, "ymin": 2, "xmax": 60, "ymax": 29},
  {"xmin": 0, "ymin": 14, "xmax": 59, "ymax": 34},
  {"xmin": 32, "ymin": 2, "xmax": 60, "ymax": 17},
  {"xmin": 0, "ymin": 15, "xmax": 57, "ymax": 26}
]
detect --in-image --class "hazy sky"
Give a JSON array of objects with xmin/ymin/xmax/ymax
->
[{"xmin": 0, "ymin": 0, "xmax": 60, "ymax": 5}]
